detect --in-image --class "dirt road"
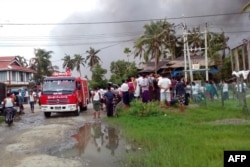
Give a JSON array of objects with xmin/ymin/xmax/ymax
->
[{"xmin": 0, "ymin": 104, "xmax": 128, "ymax": 167}]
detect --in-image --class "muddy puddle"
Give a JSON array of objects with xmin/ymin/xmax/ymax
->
[
  {"xmin": 0, "ymin": 104, "xmax": 140, "ymax": 167},
  {"xmin": 49, "ymin": 120, "xmax": 138, "ymax": 167}
]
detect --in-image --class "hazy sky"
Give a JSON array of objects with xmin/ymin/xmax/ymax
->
[{"xmin": 0, "ymin": 0, "xmax": 249, "ymax": 78}]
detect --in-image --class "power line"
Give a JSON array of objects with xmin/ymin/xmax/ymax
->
[
  {"xmin": 51, "ymin": 38, "xmax": 136, "ymax": 62},
  {"xmin": 0, "ymin": 38, "xmax": 135, "ymax": 47},
  {"xmin": 0, "ymin": 32, "xmax": 142, "ymax": 41},
  {"xmin": 0, "ymin": 11, "xmax": 250, "ymax": 25}
]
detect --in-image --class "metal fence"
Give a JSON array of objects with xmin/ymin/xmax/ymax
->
[{"xmin": 188, "ymin": 82, "xmax": 250, "ymax": 113}]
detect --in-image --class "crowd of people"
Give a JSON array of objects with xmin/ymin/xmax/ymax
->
[
  {"xmin": 91, "ymin": 73, "xmax": 249, "ymax": 118},
  {"xmin": 1, "ymin": 88, "xmax": 41, "ymax": 119},
  {"xmin": 91, "ymin": 73, "xmax": 189, "ymax": 117}
]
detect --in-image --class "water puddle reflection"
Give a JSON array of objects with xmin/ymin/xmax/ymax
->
[{"xmin": 51, "ymin": 120, "xmax": 137, "ymax": 167}]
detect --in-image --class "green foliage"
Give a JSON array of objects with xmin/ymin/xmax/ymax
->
[
  {"xmin": 73, "ymin": 54, "xmax": 85, "ymax": 76},
  {"xmin": 109, "ymin": 60, "xmax": 137, "ymax": 84},
  {"xmin": 29, "ymin": 48, "xmax": 55, "ymax": 84},
  {"xmin": 127, "ymin": 100, "xmax": 164, "ymax": 117},
  {"xmin": 134, "ymin": 20, "xmax": 175, "ymax": 73},
  {"xmin": 89, "ymin": 64, "xmax": 108, "ymax": 89},
  {"xmin": 85, "ymin": 47, "xmax": 101, "ymax": 70},
  {"xmin": 61, "ymin": 54, "xmax": 75, "ymax": 70},
  {"xmin": 106, "ymin": 99, "xmax": 250, "ymax": 167},
  {"xmin": 0, "ymin": 116, "xmax": 4, "ymax": 123}
]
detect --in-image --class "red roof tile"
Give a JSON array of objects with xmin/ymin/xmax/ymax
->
[
  {"xmin": 0, "ymin": 56, "xmax": 16, "ymax": 61},
  {"xmin": 0, "ymin": 56, "xmax": 36, "ymax": 73}
]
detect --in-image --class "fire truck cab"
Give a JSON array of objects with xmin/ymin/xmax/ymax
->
[{"xmin": 39, "ymin": 71, "xmax": 89, "ymax": 118}]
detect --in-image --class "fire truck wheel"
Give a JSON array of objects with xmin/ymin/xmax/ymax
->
[{"xmin": 44, "ymin": 112, "xmax": 51, "ymax": 118}]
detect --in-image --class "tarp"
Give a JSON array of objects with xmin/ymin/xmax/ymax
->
[{"xmin": 172, "ymin": 67, "xmax": 218, "ymax": 76}]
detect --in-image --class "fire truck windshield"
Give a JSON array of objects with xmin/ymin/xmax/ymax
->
[{"xmin": 42, "ymin": 79, "xmax": 75, "ymax": 93}]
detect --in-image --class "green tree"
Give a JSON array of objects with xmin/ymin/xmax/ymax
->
[
  {"xmin": 89, "ymin": 64, "xmax": 107, "ymax": 89},
  {"xmin": 124, "ymin": 47, "xmax": 131, "ymax": 62},
  {"xmin": 85, "ymin": 47, "xmax": 101, "ymax": 70},
  {"xmin": 16, "ymin": 55, "xmax": 28, "ymax": 67},
  {"xmin": 207, "ymin": 32, "xmax": 230, "ymax": 80},
  {"xmin": 61, "ymin": 54, "xmax": 75, "ymax": 70},
  {"xmin": 109, "ymin": 60, "xmax": 137, "ymax": 84},
  {"xmin": 134, "ymin": 20, "xmax": 174, "ymax": 73},
  {"xmin": 73, "ymin": 54, "xmax": 85, "ymax": 76},
  {"xmin": 186, "ymin": 27, "xmax": 204, "ymax": 54},
  {"xmin": 29, "ymin": 48, "xmax": 54, "ymax": 84}
]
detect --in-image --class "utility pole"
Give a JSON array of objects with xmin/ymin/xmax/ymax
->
[
  {"xmin": 185, "ymin": 32, "xmax": 193, "ymax": 82},
  {"xmin": 183, "ymin": 24, "xmax": 187, "ymax": 81},
  {"xmin": 182, "ymin": 19, "xmax": 193, "ymax": 82},
  {"xmin": 204, "ymin": 23, "xmax": 209, "ymax": 81}
]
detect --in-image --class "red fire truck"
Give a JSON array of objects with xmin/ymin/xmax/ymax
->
[{"xmin": 39, "ymin": 71, "xmax": 89, "ymax": 118}]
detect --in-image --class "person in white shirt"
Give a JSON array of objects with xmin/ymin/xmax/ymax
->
[
  {"xmin": 92, "ymin": 87, "xmax": 101, "ymax": 119},
  {"xmin": 99, "ymin": 87, "xmax": 106, "ymax": 111},
  {"xmin": 191, "ymin": 82, "xmax": 199, "ymax": 103},
  {"xmin": 222, "ymin": 80, "xmax": 229, "ymax": 100},
  {"xmin": 140, "ymin": 74, "xmax": 150, "ymax": 103},
  {"xmin": 134, "ymin": 76, "xmax": 140, "ymax": 99},
  {"xmin": 29, "ymin": 90, "xmax": 36, "ymax": 113},
  {"xmin": 137, "ymin": 74, "xmax": 144, "ymax": 97},
  {"xmin": 120, "ymin": 79, "xmax": 130, "ymax": 108},
  {"xmin": 158, "ymin": 73, "xmax": 172, "ymax": 108},
  {"xmin": 3, "ymin": 92, "xmax": 16, "ymax": 117}
]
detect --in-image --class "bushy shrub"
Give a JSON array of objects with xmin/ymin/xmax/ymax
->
[{"xmin": 128, "ymin": 100, "xmax": 164, "ymax": 117}]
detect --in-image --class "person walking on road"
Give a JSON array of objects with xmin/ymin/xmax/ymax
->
[
  {"xmin": 104, "ymin": 87, "xmax": 115, "ymax": 117},
  {"xmin": 29, "ymin": 90, "xmax": 36, "ymax": 113},
  {"xmin": 92, "ymin": 87, "xmax": 101, "ymax": 119}
]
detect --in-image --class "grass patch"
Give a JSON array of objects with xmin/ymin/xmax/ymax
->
[
  {"xmin": 106, "ymin": 99, "xmax": 250, "ymax": 167},
  {"xmin": 0, "ymin": 116, "xmax": 4, "ymax": 123}
]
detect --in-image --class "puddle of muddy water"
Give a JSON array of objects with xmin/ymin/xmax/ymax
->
[{"xmin": 50, "ymin": 120, "xmax": 138, "ymax": 167}]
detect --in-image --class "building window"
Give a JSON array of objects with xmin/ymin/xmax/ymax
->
[
  {"xmin": 12, "ymin": 71, "xmax": 16, "ymax": 81},
  {"xmin": 0, "ymin": 71, "xmax": 7, "ymax": 81},
  {"xmin": 26, "ymin": 73, "xmax": 29, "ymax": 82},
  {"xmin": 20, "ymin": 72, "xmax": 24, "ymax": 82}
]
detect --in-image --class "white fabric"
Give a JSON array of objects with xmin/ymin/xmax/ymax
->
[
  {"xmin": 158, "ymin": 77, "xmax": 171, "ymax": 93},
  {"xmin": 93, "ymin": 91, "xmax": 100, "ymax": 101},
  {"xmin": 5, "ymin": 98, "xmax": 13, "ymax": 107},
  {"xmin": 134, "ymin": 78, "xmax": 140, "ymax": 97},
  {"xmin": 222, "ymin": 83, "xmax": 228, "ymax": 92},
  {"xmin": 120, "ymin": 83, "xmax": 129, "ymax": 92},
  {"xmin": 29, "ymin": 95, "xmax": 35, "ymax": 102},
  {"xmin": 192, "ymin": 85, "xmax": 199, "ymax": 95}
]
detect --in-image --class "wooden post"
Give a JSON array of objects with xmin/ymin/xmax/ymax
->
[
  {"xmin": 242, "ymin": 45, "xmax": 246, "ymax": 70},
  {"xmin": 248, "ymin": 41, "xmax": 250, "ymax": 70},
  {"xmin": 230, "ymin": 49, "xmax": 234, "ymax": 72},
  {"xmin": 234, "ymin": 49, "xmax": 240, "ymax": 71}
]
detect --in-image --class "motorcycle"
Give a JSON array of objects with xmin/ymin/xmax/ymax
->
[{"xmin": 5, "ymin": 107, "xmax": 14, "ymax": 126}]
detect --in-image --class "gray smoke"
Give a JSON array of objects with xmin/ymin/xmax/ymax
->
[{"xmin": 49, "ymin": 0, "xmax": 250, "ymax": 77}]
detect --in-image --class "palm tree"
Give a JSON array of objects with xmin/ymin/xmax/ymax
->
[
  {"xmin": 16, "ymin": 55, "xmax": 28, "ymax": 67},
  {"xmin": 134, "ymin": 20, "xmax": 174, "ymax": 73},
  {"xmin": 241, "ymin": 1, "xmax": 250, "ymax": 12},
  {"xmin": 73, "ymin": 54, "xmax": 85, "ymax": 76},
  {"xmin": 62, "ymin": 54, "xmax": 75, "ymax": 70},
  {"xmin": 85, "ymin": 47, "xmax": 101, "ymax": 70},
  {"xmin": 133, "ymin": 41, "xmax": 148, "ymax": 67},
  {"xmin": 29, "ymin": 48, "xmax": 54, "ymax": 84},
  {"xmin": 124, "ymin": 47, "xmax": 131, "ymax": 62},
  {"xmin": 186, "ymin": 27, "xmax": 204, "ymax": 54}
]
